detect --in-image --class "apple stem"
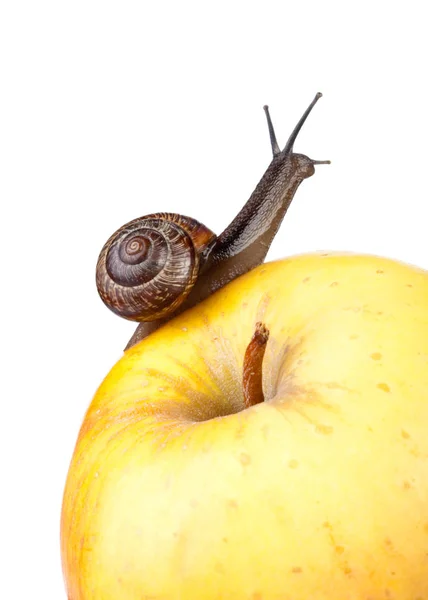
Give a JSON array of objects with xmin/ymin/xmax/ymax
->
[{"xmin": 243, "ymin": 322, "xmax": 270, "ymax": 408}]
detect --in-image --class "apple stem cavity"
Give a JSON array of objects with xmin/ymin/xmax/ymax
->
[{"xmin": 243, "ymin": 322, "xmax": 270, "ymax": 408}]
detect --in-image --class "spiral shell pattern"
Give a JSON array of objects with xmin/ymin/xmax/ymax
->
[{"xmin": 96, "ymin": 213, "xmax": 216, "ymax": 321}]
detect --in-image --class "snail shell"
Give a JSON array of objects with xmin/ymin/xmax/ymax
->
[{"xmin": 96, "ymin": 213, "xmax": 216, "ymax": 321}]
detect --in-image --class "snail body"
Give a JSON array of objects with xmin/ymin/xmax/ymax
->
[{"xmin": 96, "ymin": 94, "xmax": 329, "ymax": 349}]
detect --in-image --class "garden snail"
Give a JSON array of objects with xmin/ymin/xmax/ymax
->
[{"xmin": 96, "ymin": 93, "xmax": 330, "ymax": 350}]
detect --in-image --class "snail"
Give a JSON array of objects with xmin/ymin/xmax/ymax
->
[{"xmin": 96, "ymin": 93, "xmax": 330, "ymax": 350}]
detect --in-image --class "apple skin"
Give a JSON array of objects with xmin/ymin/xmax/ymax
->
[{"xmin": 61, "ymin": 253, "xmax": 428, "ymax": 599}]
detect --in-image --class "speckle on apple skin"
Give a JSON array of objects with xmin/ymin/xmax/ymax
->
[
  {"xmin": 315, "ymin": 424, "xmax": 334, "ymax": 435},
  {"xmin": 291, "ymin": 566, "xmax": 303, "ymax": 574},
  {"xmin": 377, "ymin": 383, "xmax": 391, "ymax": 393},
  {"xmin": 239, "ymin": 452, "xmax": 251, "ymax": 466}
]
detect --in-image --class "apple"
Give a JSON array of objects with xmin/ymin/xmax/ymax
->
[{"xmin": 61, "ymin": 252, "xmax": 428, "ymax": 599}]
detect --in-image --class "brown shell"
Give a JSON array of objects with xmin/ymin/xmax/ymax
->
[{"xmin": 96, "ymin": 213, "xmax": 216, "ymax": 321}]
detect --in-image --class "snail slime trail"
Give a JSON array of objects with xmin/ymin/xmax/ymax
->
[{"xmin": 95, "ymin": 93, "xmax": 330, "ymax": 349}]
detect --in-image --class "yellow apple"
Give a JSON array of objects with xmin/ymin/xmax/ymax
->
[{"xmin": 61, "ymin": 252, "xmax": 428, "ymax": 599}]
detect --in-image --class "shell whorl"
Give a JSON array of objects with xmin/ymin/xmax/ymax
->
[{"xmin": 96, "ymin": 213, "xmax": 216, "ymax": 321}]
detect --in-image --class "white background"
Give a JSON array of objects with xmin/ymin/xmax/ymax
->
[{"xmin": 1, "ymin": 1, "xmax": 427, "ymax": 598}]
